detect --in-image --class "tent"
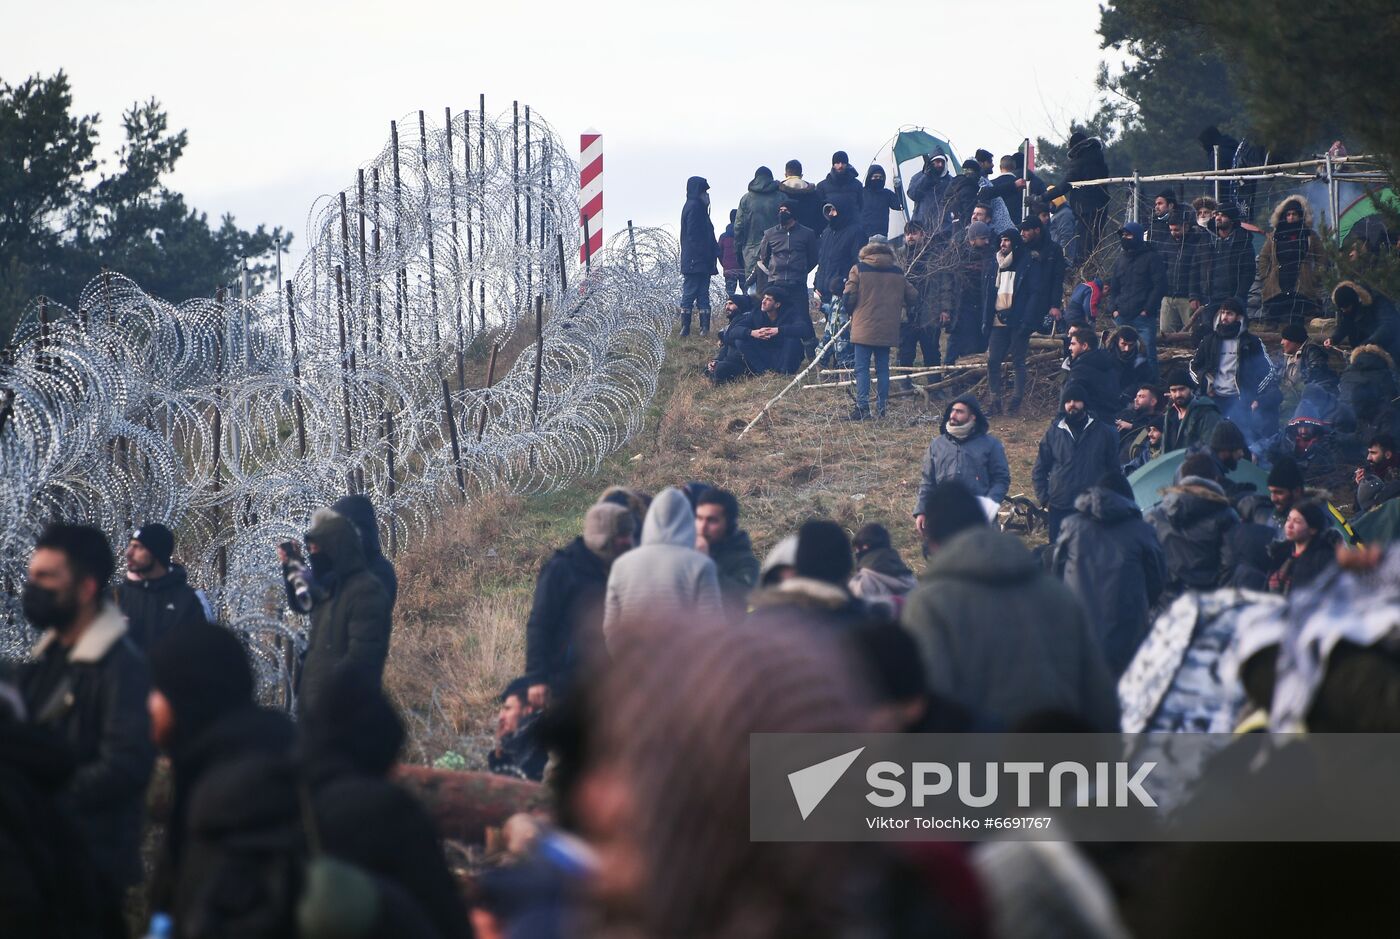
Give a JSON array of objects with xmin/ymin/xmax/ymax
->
[
  {"xmin": 1128, "ymin": 450, "xmax": 1270, "ymax": 510},
  {"xmin": 867, "ymin": 128, "xmax": 959, "ymax": 240},
  {"xmin": 1129, "ymin": 450, "xmax": 1352, "ymax": 538},
  {"xmin": 1339, "ymin": 187, "xmax": 1398, "ymax": 246}
]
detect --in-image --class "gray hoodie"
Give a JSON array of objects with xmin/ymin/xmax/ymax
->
[{"xmin": 602, "ymin": 488, "xmax": 725, "ymax": 653}]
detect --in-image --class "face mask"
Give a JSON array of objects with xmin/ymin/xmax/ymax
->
[
  {"xmin": 309, "ymin": 551, "xmax": 335, "ymax": 580},
  {"xmin": 22, "ymin": 582, "xmax": 78, "ymax": 632},
  {"xmin": 778, "ymin": 210, "xmax": 792, "ymax": 224}
]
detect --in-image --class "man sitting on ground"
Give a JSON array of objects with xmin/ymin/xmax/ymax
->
[
  {"xmin": 1356, "ymin": 434, "xmax": 1400, "ymax": 514},
  {"xmin": 847, "ymin": 523, "xmax": 918, "ymax": 617},
  {"xmin": 489, "ymin": 678, "xmax": 546, "ymax": 781},
  {"xmin": 708, "ymin": 286, "xmax": 808, "ymax": 384},
  {"xmin": 1163, "ymin": 368, "xmax": 1223, "ymax": 453}
]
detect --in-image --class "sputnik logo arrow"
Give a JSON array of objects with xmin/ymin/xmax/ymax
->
[{"xmin": 787, "ymin": 747, "xmax": 865, "ymax": 820}]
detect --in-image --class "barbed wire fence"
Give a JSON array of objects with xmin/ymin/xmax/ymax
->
[{"xmin": 0, "ymin": 104, "xmax": 680, "ymax": 701}]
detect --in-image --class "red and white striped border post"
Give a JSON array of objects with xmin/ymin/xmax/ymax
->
[{"xmin": 580, "ymin": 130, "xmax": 603, "ymax": 265}]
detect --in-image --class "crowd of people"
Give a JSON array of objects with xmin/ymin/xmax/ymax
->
[{"xmin": 6, "ymin": 133, "xmax": 1400, "ymax": 937}]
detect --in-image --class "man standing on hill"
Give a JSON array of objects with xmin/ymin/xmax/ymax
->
[
  {"xmin": 913, "ymin": 396, "xmax": 1010, "ymax": 535},
  {"xmin": 525, "ymin": 502, "xmax": 635, "ymax": 707},
  {"xmin": 116, "ymin": 522, "xmax": 214, "ymax": 650},
  {"xmin": 1033, "ymin": 382, "xmax": 1122, "ymax": 541},
  {"xmin": 679, "ymin": 176, "xmax": 717, "ymax": 337},
  {"xmin": 734, "ymin": 166, "xmax": 780, "ymax": 276}
]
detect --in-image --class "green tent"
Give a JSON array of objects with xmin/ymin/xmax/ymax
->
[
  {"xmin": 1351, "ymin": 499, "xmax": 1400, "ymax": 545},
  {"xmin": 1129, "ymin": 450, "xmax": 1351, "ymax": 538},
  {"xmin": 892, "ymin": 129, "xmax": 958, "ymax": 167},
  {"xmin": 1339, "ymin": 188, "xmax": 1398, "ymax": 243},
  {"xmin": 1127, "ymin": 450, "xmax": 1271, "ymax": 510}
]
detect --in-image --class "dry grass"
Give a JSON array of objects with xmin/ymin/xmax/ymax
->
[{"xmin": 385, "ymin": 332, "xmax": 1080, "ymax": 764}]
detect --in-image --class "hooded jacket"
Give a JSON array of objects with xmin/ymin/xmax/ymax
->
[
  {"xmin": 1144, "ymin": 477, "xmax": 1240, "ymax": 592},
  {"xmin": 1339, "ymin": 343, "xmax": 1399, "ymax": 425},
  {"xmin": 757, "ymin": 216, "xmax": 819, "ymax": 287},
  {"xmin": 778, "ymin": 175, "xmax": 825, "ymax": 234},
  {"xmin": 1255, "ymin": 391, "xmax": 1353, "ymax": 479},
  {"xmin": 1281, "ymin": 339, "xmax": 1338, "ymax": 397},
  {"xmin": 524, "ymin": 535, "xmax": 612, "ymax": 690},
  {"xmin": 331, "ymin": 494, "xmax": 398, "ymax": 607},
  {"xmin": 908, "ymin": 160, "xmax": 954, "ymax": 231},
  {"xmin": 944, "ymin": 165, "xmax": 983, "ymax": 230},
  {"xmin": 299, "ymin": 508, "xmax": 394, "ymax": 714},
  {"xmin": 1192, "ymin": 225, "xmax": 1256, "ymax": 307},
  {"xmin": 1045, "ymin": 136, "xmax": 1110, "ymax": 216},
  {"xmin": 816, "ymin": 164, "xmax": 863, "ymax": 229},
  {"xmin": 1063, "ymin": 346, "xmax": 1122, "ymax": 421},
  {"xmin": 748, "ymin": 576, "xmax": 879, "ymax": 632},
  {"xmin": 1112, "ymin": 334, "xmax": 1157, "ymax": 407},
  {"xmin": 1330, "ymin": 281, "xmax": 1400, "ymax": 363},
  {"xmin": 815, "ymin": 204, "xmax": 864, "ymax": 297},
  {"xmin": 603, "ymin": 488, "xmax": 724, "ymax": 652},
  {"xmin": 734, "ymin": 171, "xmax": 781, "ymax": 271},
  {"xmin": 1163, "ymin": 392, "xmax": 1223, "ymax": 453},
  {"xmin": 843, "ymin": 241, "xmax": 918, "ymax": 347},
  {"xmin": 1032, "ymin": 407, "xmax": 1121, "ymax": 510},
  {"xmin": 1109, "ymin": 229, "xmax": 1167, "ymax": 318},
  {"xmin": 914, "ymin": 395, "xmax": 1011, "ymax": 514},
  {"xmin": 859, "ymin": 164, "xmax": 902, "ymax": 240},
  {"xmin": 717, "ymin": 223, "xmax": 741, "ymax": 274},
  {"xmin": 849, "ymin": 546, "xmax": 919, "ymax": 612},
  {"xmin": 1053, "ymin": 486, "xmax": 1166, "ymax": 677},
  {"xmin": 1258, "ymin": 196, "xmax": 1326, "ymax": 304},
  {"xmin": 1190, "ymin": 314, "xmax": 1277, "ymax": 405},
  {"xmin": 901, "ymin": 527, "xmax": 1120, "ymax": 730},
  {"xmin": 680, "ymin": 176, "xmax": 718, "ymax": 276},
  {"xmin": 115, "ymin": 563, "xmax": 213, "ymax": 650},
  {"xmin": 20, "ymin": 603, "xmax": 155, "ymax": 888}
]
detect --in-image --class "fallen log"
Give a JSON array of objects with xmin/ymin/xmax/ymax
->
[{"xmin": 394, "ymin": 764, "xmax": 549, "ymax": 843}]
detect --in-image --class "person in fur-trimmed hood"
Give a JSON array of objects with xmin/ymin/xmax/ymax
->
[
  {"xmin": 1144, "ymin": 475, "xmax": 1240, "ymax": 595},
  {"xmin": 1339, "ymin": 342, "xmax": 1399, "ymax": 432},
  {"xmin": 750, "ymin": 520, "xmax": 882, "ymax": 630},
  {"xmin": 1257, "ymin": 195, "xmax": 1327, "ymax": 323},
  {"xmin": 842, "ymin": 238, "xmax": 918, "ymax": 419},
  {"xmin": 1328, "ymin": 280, "xmax": 1400, "ymax": 364}
]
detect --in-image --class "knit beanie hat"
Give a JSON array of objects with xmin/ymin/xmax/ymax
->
[
  {"xmin": 1019, "ymin": 215, "xmax": 1043, "ymax": 231},
  {"xmin": 795, "ymin": 519, "xmax": 854, "ymax": 586},
  {"xmin": 1165, "ymin": 367, "xmax": 1195, "ymax": 390},
  {"xmin": 831, "ymin": 150, "xmax": 849, "ymax": 165},
  {"xmin": 583, "ymin": 503, "xmax": 634, "ymax": 556},
  {"xmin": 149, "ymin": 620, "xmax": 253, "ymax": 747},
  {"xmin": 1267, "ymin": 456, "xmax": 1306, "ymax": 490},
  {"xmin": 966, "ymin": 221, "xmax": 992, "ymax": 241},
  {"xmin": 1281, "ymin": 322, "xmax": 1309, "ymax": 344},
  {"xmin": 1210, "ymin": 420, "xmax": 1248, "ymax": 452},
  {"xmin": 1096, "ymin": 472, "xmax": 1137, "ymax": 502},
  {"xmin": 1062, "ymin": 381, "xmax": 1091, "ymax": 405},
  {"xmin": 133, "ymin": 522, "xmax": 175, "ymax": 567}
]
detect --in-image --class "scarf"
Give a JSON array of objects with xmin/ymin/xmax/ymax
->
[
  {"xmin": 945, "ymin": 419, "xmax": 976, "ymax": 440},
  {"xmin": 1215, "ymin": 318, "xmax": 1243, "ymax": 339}
]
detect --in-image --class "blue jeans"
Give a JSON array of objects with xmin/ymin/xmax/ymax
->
[
  {"xmin": 854, "ymin": 343, "xmax": 890, "ymax": 414},
  {"xmin": 679, "ymin": 273, "xmax": 711, "ymax": 311},
  {"xmin": 1122, "ymin": 312, "xmax": 1159, "ymax": 368}
]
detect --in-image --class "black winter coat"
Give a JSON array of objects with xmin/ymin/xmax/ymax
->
[
  {"xmin": 1267, "ymin": 530, "xmax": 1342, "ymax": 596},
  {"xmin": 1011, "ymin": 235, "xmax": 1068, "ymax": 325},
  {"xmin": 299, "ymin": 511, "xmax": 394, "ymax": 716},
  {"xmin": 1109, "ymin": 242, "xmax": 1167, "ymax": 319},
  {"xmin": 1032, "ymin": 414, "xmax": 1121, "ymax": 509},
  {"xmin": 115, "ymin": 564, "xmax": 210, "ymax": 650},
  {"xmin": 331, "ymin": 494, "xmax": 399, "ymax": 608},
  {"xmin": 524, "ymin": 536, "xmax": 611, "ymax": 690},
  {"xmin": 680, "ymin": 176, "xmax": 718, "ymax": 276},
  {"xmin": 1115, "ymin": 349, "xmax": 1157, "ymax": 406},
  {"xmin": 1192, "ymin": 227, "xmax": 1255, "ymax": 306},
  {"xmin": 1331, "ymin": 282, "xmax": 1400, "ymax": 363},
  {"xmin": 944, "ymin": 170, "xmax": 983, "ymax": 228},
  {"xmin": 937, "ymin": 238, "xmax": 997, "ymax": 327},
  {"xmin": 1064, "ymin": 347, "xmax": 1122, "ymax": 421},
  {"xmin": 859, "ymin": 165, "xmax": 902, "ymax": 240},
  {"xmin": 1145, "ymin": 479, "xmax": 1240, "ymax": 591},
  {"xmin": 1161, "ymin": 229, "xmax": 1206, "ymax": 298},
  {"xmin": 0, "ymin": 721, "xmax": 124, "ymax": 938},
  {"xmin": 817, "ymin": 166, "xmax": 863, "ymax": 219},
  {"xmin": 1045, "ymin": 137, "xmax": 1110, "ymax": 216},
  {"xmin": 815, "ymin": 211, "xmax": 864, "ymax": 297},
  {"xmin": 730, "ymin": 305, "xmax": 812, "ymax": 374},
  {"xmin": 1053, "ymin": 486, "xmax": 1166, "ymax": 677},
  {"xmin": 19, "ymin": 606, "xmax": 155, "ymax": 889},
  {"xmin": 908, "ymin": 165, "xmax": 954, "ymax": 231}
]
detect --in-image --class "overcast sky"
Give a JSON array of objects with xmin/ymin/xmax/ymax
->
[{"xmin": 5, "ymin": 0, "xmax": 1112, "ymax": 282}]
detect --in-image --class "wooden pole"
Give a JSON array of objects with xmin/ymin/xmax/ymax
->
[
  {"xmin": 443, "ymin": 379, "xmax": 467, "ymax": 498},
  {"xmin": 285, "ymin": 282, "xmax": 307, "ymax": 458},
  {"xmin": 476, "ymin": 342, "xmax": 500, "ymax": 441}
]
